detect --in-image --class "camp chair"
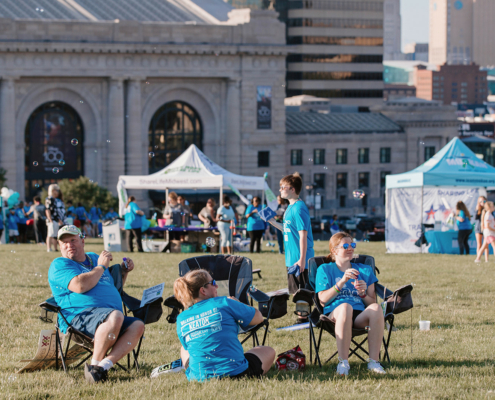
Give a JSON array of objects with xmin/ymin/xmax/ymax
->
[
  {"xmin": 297, "ymin": 255, "xmax": 412, "ymax": 367},
  {"xmin": 164, "ymin": 254, "xmax": 289, "ymax": 346}
]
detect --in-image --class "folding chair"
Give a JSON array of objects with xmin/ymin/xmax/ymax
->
[
  {"xmin": 164, "ymin": 254, "xmax": 289, "ymax": 346},
  {"xmin": 299, "ymin": 255, "xmax": 410, "ymax": 367}
]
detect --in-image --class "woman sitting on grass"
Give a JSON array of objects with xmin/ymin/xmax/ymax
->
[
  {"xmin": 174, "ymin": 270, "xmax": 275, "ymax": 381},
  {"xmin": 316, "ymin": 232, "xmax": 386, "ymax": 376}
]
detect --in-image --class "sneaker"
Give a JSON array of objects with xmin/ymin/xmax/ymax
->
[
  {"xmin": 336, "ymin": 358, "xmax": 350, "ymax": 376},
  {"xmin": 367, "ymin": 359, "xmax": 386, "ymax": 374},
  {"xmin": 84, "ymin": 363, "xmax": 108, "ymax": 384},
  {"xmin": 150, "ymin": 359, "xmax": 184, "ymax": 378},
  {"xmin": 474, "ymin": 259, "xmax": 481, "ymax": 263}
]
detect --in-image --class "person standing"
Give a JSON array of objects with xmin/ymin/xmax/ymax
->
[
  {"xmin": 216, "ymin": 195, "xmax": 236, "ymax": 254},
  {"xmin": 245, "ymin": 197, "xmax": 265, "ymax": 253},
  {"xmin": 67, "ymin": 200, "xmax": 76, "ymax": 216},
  {"xmin": 330, "ymin": 214, "xmax": 340, "ymax": 236},
  {"xmin": 0, "ymin": 205, "xmax": 4, "ymax": 242},
  {"xmin": 15, "ymin": 202, "xmax": 28, "ymax": 243},
  {"xmin": 45, "ymin": 184, "xmax": 65, "ymax": 252},
  {"xmin": 89, "ymin": 203, "xmax": 102, "ymax": 238},
  {"xmin": 177, "ymin": 196, "xmax": 192, "ymax": 227},
  {"xmin": 76, "ymin": 203, "xmax": 88, "ymax": 226},
  {"xmin": 29, "ymin": 196, "xmax": 47, "ymax": 244},
  {"xmin": 268, "ymin": 172, "xmax": 314, "ymax": 295},
  {"xmin": 475, "ymin": 201, "xmax": 495, "ymax": 262},
  {"xmin": 124, "ymin": 196, "xmax": 144, "ymax": 253},
  {"xmin": 163, "ymin": 192, "xmax": 183, "ymax": 241},
  {"xmin": 7, "ymin": 208, "xmax": 19, "ymax": 244},
  {"xmin": 275, "ymin": 195, "xmax": 288, "ymax": 254},
  {"xmin": 474, "ymin": 196, "xmax": 487, "ymax": 261},
  {"xmin": 455, "ymin": 201, "xmax": 472, "ymax": 255}
]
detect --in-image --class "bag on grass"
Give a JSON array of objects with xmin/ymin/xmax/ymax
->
[{"xmin": 275, "ymin": 345, "xmax": 305, "ymax": 371}]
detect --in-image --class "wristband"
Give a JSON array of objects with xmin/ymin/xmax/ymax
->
[
  {"xmin": 333, "ymin": 285, "xmax": 341, "ymax": 294},
  {"xmin": 97, "ymin": 264, "xmax": 107, "ymax": 271}
]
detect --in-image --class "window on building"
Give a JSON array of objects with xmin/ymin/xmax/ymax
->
[
  {"xmin": 258, "ymin": 151, "xmax": 270, "ymax": 167},
  {"xmin": 358, "ymin": 148, "xmax": 369, "ymax": 164},
  {"xmin": 337, "ymin": 173, "xmax": 347, "ymax": 189},
  {"xmin": 358, "ymin": 172, "xmax": 369, "ymax": 188},
  {"xmin": 314, "ymin": 173, "xmax": 325, "ymax": 188},
  {"xmin": 380, "ymin": 171, "xmax": 391, "ymax": 187},
  {"xmin": 314, "ymin": 149, "xmax": 325, "ymax": 165},
  {"xmin": 291, "ymin": 149, "xmax": 302, "ymax": 165},
  {"xmin": 380, "ymin": 148, "xmax": 391, "ymax": 163},
  {"xmin": 339, "ymin": 195, "xmax": 346, "ymax": 208},
  {"xmin": 336, "ymin": 149, "xmax": 347, "ymax": 164},
  {"xmin": 424, "ymin": 146, "xmax": 435, "ymax": 161}
]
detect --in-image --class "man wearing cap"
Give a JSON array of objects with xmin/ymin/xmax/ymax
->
[{"xmin": 48, "ymin": 225, "xmax": 145, "ymax": 384}]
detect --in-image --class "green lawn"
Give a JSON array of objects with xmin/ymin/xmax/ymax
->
[{"xmin": 1, "ymin": 240, "xmax": 494, "ymax": 399}]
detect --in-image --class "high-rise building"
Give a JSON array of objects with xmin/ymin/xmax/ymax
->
[
  {"xmin": 429, "ymin": 0, "xmax": 495, "ymax": 67},
  {"xmin": 383, "ymin": 0, "xmax": 402, "ymax": 60},
  {"xmin": 281, "ymin": 0, "xmax": 385, "ymax": 106}
]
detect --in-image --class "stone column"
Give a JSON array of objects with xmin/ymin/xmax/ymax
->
[
  {"xmin": 126, "ymin": 78, "xmax": 145, "ymax": 175},
  {"xmin": 0, "ymin": 77, "xmax": 17, "ymax": 191},
  {"xmin": 107, "ymin": 77, "xmax": 125, "ymax": 192},
  {"xmin": 225, "ymin": 78, "xmax": 242, "ymax": 173}
]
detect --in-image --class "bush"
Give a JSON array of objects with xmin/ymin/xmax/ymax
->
[{"xmin": 41, "ymin": 176, "xmax": 118, "ymax": 212}]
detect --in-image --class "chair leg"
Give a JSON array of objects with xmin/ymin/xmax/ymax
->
[
  {"xmin": 73, "ymin": 352, "xmax": 92, "ymax": 370},
  {"xmin": 324, "ymin": 350, "xmax": 339, "ymax": 364},
  {"xmin": 349, "ymin": 338, "xmax": 369, "ymax": 362},
  {"xmin": 309, "ymin": 324, "xmax": 321, "ymax": 367},
  {"xmin": 262, "ymin": 322, "xmax": 269, "ymax": 346}
]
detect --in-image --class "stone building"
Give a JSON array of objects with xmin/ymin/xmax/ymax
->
[{"xmin": 0, "ymin": 1, "xmax": 288, "ymax": 203}]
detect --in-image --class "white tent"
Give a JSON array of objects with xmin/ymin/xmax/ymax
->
[{"xmin": 117, "ymin": 144, "xmax": 277, "ymax": 214}]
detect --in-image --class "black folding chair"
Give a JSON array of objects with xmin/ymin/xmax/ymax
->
[
  {"xmin": 164, "ymin": 254, "xmax": 289, "ymax": 346},
  {"xmin": 300, "ymin": 255, "xmax": 406, "ymax": 367}
]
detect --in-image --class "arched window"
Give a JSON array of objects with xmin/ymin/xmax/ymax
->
[
  {"xmin": 24, "ymin": 102, "xmax": 84, "ymax": 197},
  {"xmin": 148, "ymin": 101, "xmax": 203, "ymax": 173}
]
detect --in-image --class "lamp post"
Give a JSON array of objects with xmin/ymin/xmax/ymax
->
[{"xmin": 306, "ymin": 184, "xmax": 315, "ymax": 219}]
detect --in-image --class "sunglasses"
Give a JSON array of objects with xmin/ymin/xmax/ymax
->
[
  {"xmin": 203, "ymin": 279, "xmax": 217, "ymax": 288},
  {"xmin": 279, "ymin": 186, "xmax": 293, "ymax": 190},
  {"xmin": 336, "ymin": 243, "xmax": 357, "ymax": 250}
]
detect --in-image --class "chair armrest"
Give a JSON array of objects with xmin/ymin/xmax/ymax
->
[
  {"xmin": 164, "ymin": 295, "xmax": 184, "ymax": 311},
  {"xmin": 247, "ymin": 288, "xmax": 270, "ymax": 304},
  {"xmin": 39, "ymin": 297, "xmax": 60, "ymax": 313}
]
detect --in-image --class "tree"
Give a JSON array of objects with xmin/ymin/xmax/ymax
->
[
  {"xmin": 0, "ymin": 168, "xmax": 6, "ymax": 188},
  {"xmin": 42, "ymin": 177, "xmax": 118, "ymax": 212}
]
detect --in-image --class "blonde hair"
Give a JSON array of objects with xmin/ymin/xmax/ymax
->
[
  {"xmin": 168, "ymin": 191, "xmax": 178, "ymax": 201},
  {"xmin": 173, "ymin": 270, "xmax": 211, "ymax": 309},
  {"xmin": 48, "ymin": 184, "xmax": 60, "ymax": 197},
  {"xmin": 325, "ymin": 232, "xmax": 353, "ymax": 263},
  {"xmin": 481, "ymin": 201, "xmax": 494, "ymax": 231},
  {"xmin": 477, "ymin": 196, "xmax": 487, "ymax": 216}
]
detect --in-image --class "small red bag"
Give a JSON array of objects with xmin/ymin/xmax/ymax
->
[{"xmin": 275, "ymin": 345, "xmax": 306, "ymax": 371}]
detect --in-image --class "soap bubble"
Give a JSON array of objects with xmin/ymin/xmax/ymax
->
[
  {"xmin": 107, "ymin": 140, "xmax": 111, "ymax": 143},
  {"xmin": 323, "ymin": 166, "xmax": 328, "ymax": 169},
  {"xmin": 35, "ymin": 184, "xmax": 40, "ymax": 188},
  {"xmin": 352, "ymin": 190, "xmax": 365, "ymax": 199},
  {"xmin": 127, "ymin": 342, "xmax": 132, "ymax": 346},
  {"xmin": 71, "ymin": 139, "xmax": 78, "ymax": 146},
  {"xmin": 149, "ymin": 152, "xmax": 155, "ymax": 158},
  {"xmin": 80, "ymin": 100, "xmax": 84, "ymax": 103},
  {"xmin": 308, "ymin": 158, "xmax": 313, "ymax": 162},
  {"xmin": 205, "ymin": 237, "xmax": 216, "ymax": 248},
  {"xmin": 108, "ymin": 333, "xmax": 116, "ymax": 341},
  {"xmin": 52, "ymin": 167, "xmax": 59, "ymax": 174},
  {"xmin": 33, "ymin": 161, "xmax": 38, "ymax": 166},
  {"xmin": 11, "ymin": 250, "xmax": 15, "ymax": 253},
  {"xmin": 365, "ymin": 326, "xmax": 371, "ymax": 332},
  {"xmin": 8, "ymin": 375, "xmax": 15, "ymax": 382},
  {"xmin": 59, "ymin": 160, "xmax": 65, "ymax": 166}
]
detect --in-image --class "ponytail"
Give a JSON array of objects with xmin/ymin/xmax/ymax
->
[
  {"xmin": 173, "ymin": 269, "xmax": 210, "ymax": 309},
  {"xmin": 125, "ymin": 196, "xmax": 136, "ymax": 209},
  {"xmin": 325, "ymin": 232, "xmax": 353, "ymax": 263}
]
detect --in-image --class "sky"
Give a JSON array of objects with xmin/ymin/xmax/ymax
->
[{"xmin": 401, "ymin": 0, "xmax": 430, "ymax": 52}]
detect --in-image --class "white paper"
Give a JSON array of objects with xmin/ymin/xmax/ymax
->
[{"xmin": 140, "ymin": 283, "xmax": 165, "ymax": 308}]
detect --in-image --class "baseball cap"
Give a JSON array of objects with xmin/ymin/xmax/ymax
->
[{"xmin": 57, "ymin": 225, "xmax": 83, "ymax": 240}]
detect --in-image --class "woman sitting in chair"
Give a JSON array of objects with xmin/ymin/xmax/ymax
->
[
  {"xmin": 174, "ymin": 270, "xmax": 275, "ymax": 381},
  {"xmin": 316, "ymin": 232, "xmax": 386, "ymax": 376}
]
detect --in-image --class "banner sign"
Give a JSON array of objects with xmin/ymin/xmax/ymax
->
[
  {"xmin": 257, "ymin": 86, "xmax": 272, "ymax": 130},
  {"xmin": 458, "ymin": 122, "xmax": 495, "ymax": 137}
]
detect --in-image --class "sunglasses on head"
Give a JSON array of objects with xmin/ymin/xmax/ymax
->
[
  {"xmin": 203, "ymin": 279, "xmax": 216, "ymax": 288},
  {"xmin": 337, "ymin": 243, "xmax": 357, "ymax": 250}
]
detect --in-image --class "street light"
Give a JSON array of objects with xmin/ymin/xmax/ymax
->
[{"xmin": 306, "ymin": 184, "xmax": 316, "ymax": 218}]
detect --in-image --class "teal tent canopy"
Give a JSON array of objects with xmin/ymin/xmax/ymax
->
[{"xmin": 386, "ymin": 137, "xmax": 495, "ymax": 189}]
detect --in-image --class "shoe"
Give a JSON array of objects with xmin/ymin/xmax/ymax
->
[
  {"xmin": 367, "ymin": 359, "xmax": 386, "ymax": 374},
  {"xmin": 84, "ymin": 363, "xmax": 108, "ymax": 384},
  {"xmin": 474, "ymin": 260, "xmax": 481, "ymax": 263},
  {"xmin": 150, "ymin": 359, "xmax": 184, "ymax": 378},
  {"xmin": 336, "ymin": 358, "xmax": 350, "ymax": 376}
]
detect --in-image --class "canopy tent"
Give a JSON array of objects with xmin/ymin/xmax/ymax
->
[
  {"xmin": 386, "ymin": 137, "xmax": 493, "ymax": 253},
  {"xmin": 117, "ymin": 144, "xmax": 277, "ymax": 215}
]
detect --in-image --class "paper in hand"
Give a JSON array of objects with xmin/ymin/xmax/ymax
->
[
  {"xmin": 258, "ymin": 207, "xmax": 277, "ymax": 222},
  {"xmin": 140, "ymin": 283, "xmax": 165, "ymax": 308}
]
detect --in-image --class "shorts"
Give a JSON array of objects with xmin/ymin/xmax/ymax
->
[
  {"xmin": 9, "ymin": 229, "xmax": 19, "ymax": 237},
  {"xmin": 70, "ymin": 307, "xmax": 141, "ymax": 338},
  {"xmin": 230, "ymin": 353, "xmax": 264, "ymax": 379},
  {"xmin": 47, "ymin": 221, "xmax": 59, "ymax": 238},
  {"xmin": 486, "ymin": 236, "xmax": 495, "ymax": 244},
  {"xmin": 327, "ymin": 309, "xmax": 363, "ymax": 327},
  {"xmin": 474, "ymin": 220, "xmax": 482, "ymax": 234},
  {"xmin": 288, "ymin": 269, "xmax": 309, "ymax": 295}
]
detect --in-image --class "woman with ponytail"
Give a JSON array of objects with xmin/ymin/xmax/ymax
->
[
  {"xmin": 474, "ymin": 201, "xmax": 495, "ymax": 262},
  {"xmin": 315, "ymin": 232, "xmax": 385, "ymax": 376},
  {"xmin": 174, "ymin": 270, "xmax": 275, "ymax": 381}
]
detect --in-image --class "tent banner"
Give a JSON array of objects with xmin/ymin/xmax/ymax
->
[
  {"xmin": 117, "ymin": 179, "xmax": 128, "ymax": 217},
  {"xmin": 227, "ymin": 183, "xmax": 250, "ymax": 206},
  {"xmin": 264, "ymin": 181, "xmax": 278, "ymax": 211},
  {"xmin": 386, "ymin": 187, "xmax": 483, "ymax": 253}
]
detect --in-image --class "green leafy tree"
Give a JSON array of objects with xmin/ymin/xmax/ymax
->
[
  {"xmin": 0, "ymin": 168, "xmax": 7, "ymax": 188},
  {"xmin": 41, "ymin": 177, "xmax": 118, "ymax": 213}
]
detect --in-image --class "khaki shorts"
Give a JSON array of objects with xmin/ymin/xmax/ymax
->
[{"xmin": 46, "ymin": 221, "xmax": 59, "ymax": 238}]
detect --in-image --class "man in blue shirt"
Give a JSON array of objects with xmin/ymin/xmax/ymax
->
[
  {"xmin": 16, "ymin": 202, "xmax": 28, "ymax": 243},
  {"xmin": 48, "ymin": 225, "xmax": 144, "ymax": 384},
  {"xmin": 104, "ymin": 208, "xmax": 119, "ymax": 220}
]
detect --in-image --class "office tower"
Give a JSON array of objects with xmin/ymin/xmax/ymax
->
[{"xmin": 383, "ymin": 0, "xmax": 402, "ymax": 60}]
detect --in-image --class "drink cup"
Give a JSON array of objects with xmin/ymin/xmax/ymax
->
[{"xmin": 419, "ymin": 320, "xmax": 430, "ymax": 331}]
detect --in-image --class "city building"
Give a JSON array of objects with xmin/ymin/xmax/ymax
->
[
  {"xmin": 384, "ymin": 60, "xmax": 433, "ymax": 85},
  {"xmin": 383, "ymin": 0, "xmax": 402, "ymax": 60},
  {"xmin": 0, "ymin": 1, "xmax": 288, "ymax": 203},
  {"xmin": 280, "ymin": 0, "xmax": 385, "ymax": 107},
  {"xmin": 429, "ymin": 0, "xmax": 495, "ymax": 67},
  {"xmin": 383, "ymin": 84, "xmax": 416, "ymax": 101},
  {"xmin": 404, "ymin": 43, "xmax": 429, "ymax": 62},
  {"xmin": 413, "ymin": 63, "xmax": 488, "ymax": 104}
]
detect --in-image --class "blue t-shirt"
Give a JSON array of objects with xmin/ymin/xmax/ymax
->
[
  {"xmin": 67, "ymin": 206, "xmax": 76, "ymax": 215},
  {"xmin": 15, "ymin": 208, "xmax": 27, "ymax": 224},
  {"xmin": 245, "ymin": 205, "xmax": 265, "ymax": 231},
  {"xmin": 283, "ymin": 200, "xmax": 314, "ymax": 268},
  {"xmin": 105, "ymin": 211, "xmax": 119, "ymax": 220},
  {"xmin": 24, "ymin": 205, "xmax": 33, "ymax": 219},
  {"xmin": 315, "ymin": 262, "xmax": 378, "ymax": 315},
  {"xmin": 7, "ymin": 213, "xmax": 19, "ymax": 230},
  {"xmin": 457, "ymin": 210, "xmax": 472, "ymax": 230},
  {"xmin": 75, "ymin": 206, "xmax": 87, "ymax": 220},
  {"xmin": 124, "ymin": 202, "xmax": 142, "ymax": 230},
  {"xmin": 48, "ymin": 252, "xmax": 123, "ymax": 333},
  {"xmin": 89, "ymin": 207, "xmax": 101, "ymax": 222},
  {"xmin": 0, "ymin": 213, "xmax": 3, "ymax": 230},
  {"xmin": 176, "ymin": 296, "xmax": 256, "ymax": 382}
]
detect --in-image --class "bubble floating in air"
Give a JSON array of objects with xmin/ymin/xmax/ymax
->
[
  {"xmin": 205, "ymin": 237, "xmax": 216, "ymax": 248},
  {"xmin": 71, "ymin": 139, "xmax": 78, "ymax": 146},
  {"xmin": 108, "ymin": 333, "xmax": 116, "ymax": 341},
  {"xmin": 352, "ymin": 190, "xmax": 365, "ymax": 199},
  {"xmin": 33, "ymin": 161, "xmax": 38, "ymax": 166},
  {"xmin": 59, "ymin": 160, "xmax": 65, "ymax": 166},
  {"xmin": 52, "ymin": 167, "xmax": 59, "ymax": 174},
  {"xmin": 149, "ymin": 152, "xmax": 155, "ymax": 158}
]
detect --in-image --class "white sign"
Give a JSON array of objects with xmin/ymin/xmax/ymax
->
[{"xmin": 140, "ymin": 283, "xmax": 165, "ymax": 308}]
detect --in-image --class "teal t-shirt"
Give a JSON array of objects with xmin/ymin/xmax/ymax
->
[
  {"xmin": 48, "ymin": 252, "xmax": 123, "ymax": 333},
  {"xmin": 75, "ymin": 206, "xmax": 87, "ymax": 220},
  {"xmin": 315, "ymin": 262, "xmax": 378, "ymax": 315},
  {"xmin": 457, "ymin": 210, "xmax": 472, "ymax": 230},
  {"xmin": 124, "ymin": 202, "xmax": 142, "ymax": 230},
  {"xmin": 245, "ymin": 205, "xmax": 265, "ymax": 231},
  {"xmin": 283, "ymin": 200, "xmax": 314, "ymax": 268},
  {"xmin": 176, "ymin": 296, "xmax": 256, "ymax": 382}
]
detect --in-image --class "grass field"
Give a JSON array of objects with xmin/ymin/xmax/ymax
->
[{"xmin": 1, "ymin": 239, "xmax": 494, "ymax": 399}]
